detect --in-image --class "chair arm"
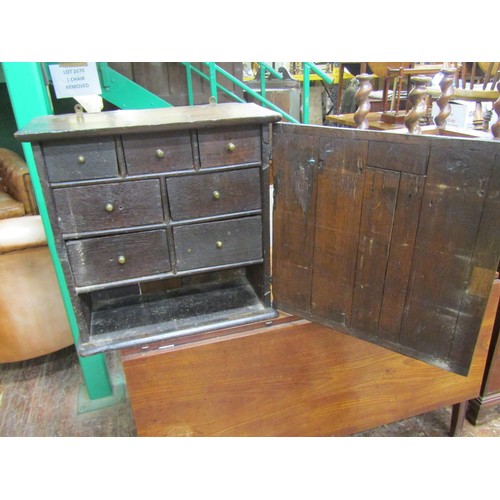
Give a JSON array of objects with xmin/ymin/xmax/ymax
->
[
  {"xmin": 0, "ymin": 148, "xmax": 38, "ymax": 215},
  {"xmin": 0, "ymin": 215, "xmax": 47, "ymax": 254}
]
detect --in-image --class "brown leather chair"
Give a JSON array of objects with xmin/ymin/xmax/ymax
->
[
  {"xmin": 0, "ymin": 149, "xmax": 73, "ymax": 363},
  {"xmin": 0, "ymin": 147, "xmax": 37, "ymax": 219}
]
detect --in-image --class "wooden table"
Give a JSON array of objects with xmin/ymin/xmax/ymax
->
[
  {"xmin": 121, "ymin": 279, "xmax": 499, "ymax": 437},
  {"xmin": 325, "ymin": 112, "xmax": 405, "ymax": 130}
]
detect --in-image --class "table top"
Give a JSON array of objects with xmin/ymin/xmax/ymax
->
[{"xmin": 325, "ymin": 112, "xmax": 405, "ymax": 130}]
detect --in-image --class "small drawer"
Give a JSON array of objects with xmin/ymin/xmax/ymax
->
[
  {"xmin": 53, "ymin": 179, "xmax": 163, "ymax": 234},
  {"xmin": 122, "ymin": 131, "xmax": 194, "ymax": 175},
  {"xmin": 197, "ymin": 125, "xmax": 261, "ymax": 168},
  {"xmin": 174, "ymin": 216, "xmax": 263, "ymax": 272},
  {"xmin": 43, "ymin": 137, "xmax": 119, "ymax": 183},
  {"xmin": 167, "ymin": 168, "xmax": 262, "ymax": 221},
  {"xmin": 66, "ymin": 229, "xmax": 171, "ymax": 287}
]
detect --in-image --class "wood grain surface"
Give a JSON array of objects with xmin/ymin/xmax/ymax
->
[
  {"xmin": 271, "ymin": 123, "xmax": 500, "ymax": 375},
  {"xmin": 121, "ymin": 280, "xmax": 499, "ymax": 436}
]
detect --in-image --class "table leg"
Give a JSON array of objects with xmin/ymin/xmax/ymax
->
[{"xmin": 449, "ymin": 401, "xmax": 467, "ymax": 436}]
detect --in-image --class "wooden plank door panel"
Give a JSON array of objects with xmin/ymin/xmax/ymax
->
[
  {"xmin": 272, "ymin": 123, "xmax": 500, "ymax": 375},
  {"xmin": 377, "ymin": 173, "xmax": 425, "ymax": 342},
  {"xmin": 271, "ymin": 127, "xmax": 319, "ymax": 314},
  {"xmin": 350, "ymin": 166, "xmax": 400, "ymax": 333},
  {"xmin": 398, "ymin": 143, "xmax": 498, "ymax": 371},
  {"xmin": 310, "ymin": 135, "xmax": 367, "ymax": 325}
]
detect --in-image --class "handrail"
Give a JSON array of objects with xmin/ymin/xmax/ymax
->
[
  {"xmin": 182, "ymin": 63, "xmax": 246, "ymax": 105},
  {"xmin": 182, "ymin": 62, "xmax": 299, "ymax": 124},
  {"xmin": 257, "ymin": 62, "xmax": 283, "ymax": 103},
  {"xmin": 302, "ymin": 62, "xmax": 334, "ymax": 124},
  {"xmin": 183, "ymin": 62, "xmax": 335, "ymax": 124}
]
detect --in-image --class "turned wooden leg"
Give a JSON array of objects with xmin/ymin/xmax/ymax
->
[
  {"xmin": 435, "ymin": 67, "xmax": 456, "ymax": 128},
  {"xmin": 353, "ymin": 73, "xmax": 373, "ymax": 130},
  {"xmin": 449, "ymin": 401, "xmax": 467, "ymax": 437},
  {"xmin": 473, "ymin": 102, "xmax": 484, "ymax": 130},
  {"xmin": 404, "ymin": 75, "xmax": 432, "ymax": 134},
  {"xmin": 492, "ymin": 82, "xmax": 500, "ymax": 139}
]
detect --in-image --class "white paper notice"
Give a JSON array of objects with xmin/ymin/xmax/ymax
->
[{"xmin": 49, "ymin": 63, "xmax": 102, "ymax": 98}]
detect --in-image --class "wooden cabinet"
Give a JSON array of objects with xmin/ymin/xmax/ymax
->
[
  {"xmin": 16, "ymin": 103, "xmax": 500, "ymax": 378},
  {"xmin": 16, "ymin": 104, "xmax": 280, "ymax": 356}
]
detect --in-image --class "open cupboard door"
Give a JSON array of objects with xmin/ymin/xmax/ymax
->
[{"xmin": 271, "ymin": 122, "xmax": 500, "ymax": 376}]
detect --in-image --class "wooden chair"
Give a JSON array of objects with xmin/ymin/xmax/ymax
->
[{"xmin": 352, "ymin": 65, "xmax": 500, "ymax": 138}]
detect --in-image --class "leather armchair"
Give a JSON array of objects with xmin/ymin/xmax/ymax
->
[
  {"xmin": 0, "ymin": 148, "xmax": 73, "ymax": 363},
  {"xmin": 0, "ymin": 147, "xmax": 37, "ymax": 219}
]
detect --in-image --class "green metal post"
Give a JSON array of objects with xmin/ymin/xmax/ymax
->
[
  {"xmin": 303, "ymin": 63, "xmax": 311, "ymax": 124},
  {"xmin": 181, "ymin": 63, "xmax": 245, "ymax": 104},
  {"xmin": 185, "ymin": 63, "xmax": 194, "ymax": 105},
  {"xmin": 2, "ymin": 62, "xmax": 113, "ymax": 400},
  {"xmin": 260, "ymin": 65, "xmax": 266, "ymax": 104},
  {"xmin": 257, "ymin": 63, "xmax": 283, "ymax": 107},
  {"xmin": 202, "ymin": 63, "xmax": 299, "ymax": 124},
  {"xmin": 302, "ymin": 63, "xmax": 334, "ymax": 125},
  {"xmin": 208, "ymin": 62, "xmax": 218, "ymax": 103}
]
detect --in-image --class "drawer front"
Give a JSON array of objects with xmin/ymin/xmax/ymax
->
[
  {"xmin": 198, "ymin": 125, "xmax": 261, "ymax": 168},
  {"xmin": 174, "ymin": 216, "xmax": 263, "ymax": 272},
  {"xmin": 43, "ymin": 137, "xmax": 119, "ymax": 182},
  {"xmin": 67, "ymin": 230, "xmax": 171, "ymax": 287},
  {"xmin": 167, "ymin": 168, "xmax": 262, "ymax": 221},
  {"xmin": 53, "ymin": 179, "xmax": 163, "ymax": 234},
  {"xmin": 122, "ymin": 131, "xmax": 194, "ymax": 175}
]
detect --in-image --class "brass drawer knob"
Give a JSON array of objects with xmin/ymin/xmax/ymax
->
[
  {"xmin": 215, "ymin": 241, "xmax": 223, "ymax": 249},
  {"xmin": 227, "ymin": 142, "xmax": 236, "ymax": 152},
  {"xmin": 105, "ymin": 203, "xmax": 114, "ymax": 212},
  {"xmin": 117, "ymin": 255, "xmax": 126, "ymax": 265},
  {"xmin": 78, "ymin": 155, "xmax": 86, "ymax": 164},
  {"xmin": 156, "ymin": 149, "xmax": 165, "ymax": 159},
  {"xmin": 212, "ymin": 190, "xmax": 221, "ymax": 200}
]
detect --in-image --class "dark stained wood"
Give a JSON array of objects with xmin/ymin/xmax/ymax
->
[
  {"xmin": 367, "ymin": 140, "xmax": 430, "ymax": 175},
  {"xmin": 271, "ymin": 127, "xmax": 319, "ymax": 313},
  {"xmin": 53, "ymin": 179, "xmax": 164, "ymax": 234},
  {"xmin": 173, "ymin": 216, "xmax": 263, "ymax": 272},
  {"xmin": 197, "ymin": 125, "xmax": 262, "ymax": 168},
  {"xmin": 121, "ymin": 278, "xmax": 500, "ymax": 436},
  {"xmin": 17, "ymin": 104, "xmax": 278, "ymax": 354},
  {"xmin": 122, "ymin": 130, "xmax": 194, "ymax": 174},
  {"xmin": 310, "ymin": 135, "xmax": 367, "ymax": 324},
  {"xmin": 450, "ymin": 402, "xmax": 467, "ymax": 436},
  {"xmin": 350, "ymin": 167, "xmax": 400, "ymax": 333},
  {"xmin": 377, "ymin": 173, "xmax": 425, "ymax": 341},
  {"xmin": 448, "ymin": 153, "xmax": 500, "ymax": 371},
  {"xmin": 42, "ymin": 137, "xmax": 119, "ymax": 182},
  {"xmin": 167, "ymin": 167, "xmax": 261, "ymax": 221},
  {"xmin": 398, "ymin": 143, "xmax": 498, "ymax": 370},
  {"xmin": 15, "ymin": 103, "xmax": 282, "ymax": 142},
  {"xmin": 272, "ymin": 122, "xmax": 500, "ymax": 375},
  {"xmin": 66, "ymin": 229, "xmax": 171, "ymax": 287}
]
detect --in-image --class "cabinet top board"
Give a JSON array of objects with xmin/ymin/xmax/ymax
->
[{"xmin": 15, "ymin": 103, "xmax": 283, "ymax": 142}]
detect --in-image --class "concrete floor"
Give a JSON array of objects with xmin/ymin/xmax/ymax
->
[{"xmin": 1, "ymin": 345, "xmax": 499, "ymax": 437}]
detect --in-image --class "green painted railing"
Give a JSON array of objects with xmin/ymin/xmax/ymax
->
[
  {"xmin": 182, "ymin": 62, "xmax": 334, "ymax": 124},
  {"xmin": 302, "ymin": 62, "xmax": 334, "ymax": 124},
  {"xmin": 2, "ymin": 62, "xmax": 113, "ymax": 400},
  {"xmin": 182, "ymin": 62, "xmax": 298, "ymax": 123}
]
